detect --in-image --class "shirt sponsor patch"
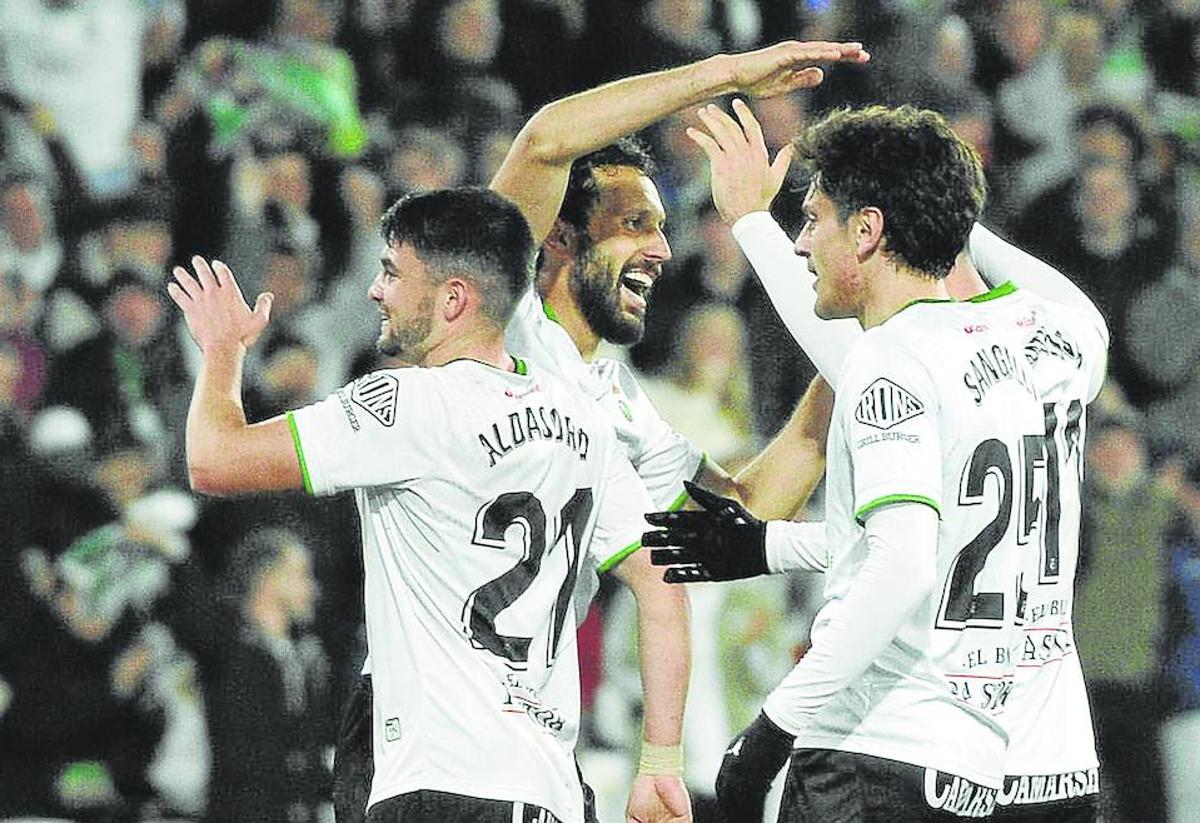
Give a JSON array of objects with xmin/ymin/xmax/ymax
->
[
  {"xmin": 351, "ymin": 372, "xmax": 399, "ymax": 427},
  {"xmin": 854, "ymin": 378, "xmax": 925, "ymax": 430}
]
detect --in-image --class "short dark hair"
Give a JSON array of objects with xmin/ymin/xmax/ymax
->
[
  {"xmin": 379, "ymin": 187, "xmax": 535, "ymax": 324},
  {"xmin": 795, "ymin": 105, "xmax": 986, "ymax": 279},
  {"xmin": 558, "ymin": 137, "xmax": 656, "ymax": 236}
]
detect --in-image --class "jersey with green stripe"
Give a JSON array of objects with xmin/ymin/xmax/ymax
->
[
  {"xmin": 798, "ymin": 295, "xmax": 1044, "ymax": 785},
  {"xmin": 288, "ymin": 358, "xmax": 653, "ymax": 821}
]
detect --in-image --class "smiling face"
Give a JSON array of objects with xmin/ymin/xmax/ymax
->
[
  {"xmin": 569, "ymin": 166, "xmax": 671, "ymax": 344},
  {"xmin": 794, "ymin": 180, "xmax": 864, "ymax": 321},
  {"xmin": 369, "ymin": 242, "xmax": 438, "ymax": 361}
]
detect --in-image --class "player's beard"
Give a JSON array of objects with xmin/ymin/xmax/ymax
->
[
  {"xmin": 570, "ymin": 243, "xmax": 644, "ymax": 345},
  {"xmin": 376, "ymin": 295, "xmax": 434, "ymax": 359}
]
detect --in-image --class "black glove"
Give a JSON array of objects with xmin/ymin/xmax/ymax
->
[
  {"xmin": 714, "ymin": 712, "xmax": 795, "ymax": 823},
  {"xmin": 643, "ymin": 480, "xmax": 768, "ymax": 583}
]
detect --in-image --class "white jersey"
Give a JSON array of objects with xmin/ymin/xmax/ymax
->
[
  {"xmin": 289, "ymin": 359, "xmax": 655, "ymax": 820},
  {"xmin": 506, "ymin": 289, "xmax": 704, "ymax": 514},
  {"xmin": 972, "ymin": 287, "xmax": 1107, "ymax": 792},
  {"xmin": 795, "ymin": 292, "xmax": 1044, "ymax": 787}
]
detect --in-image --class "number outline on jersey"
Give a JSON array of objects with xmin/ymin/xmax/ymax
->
[
  {"xmin": 937, "ymin": 438, "xmax": 1015, "ymax": 631},
  {"xmin": 462, "ymin": 489, "xmax": 594, "ymax": 670}
]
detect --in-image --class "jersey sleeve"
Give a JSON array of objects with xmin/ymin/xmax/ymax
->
[
  {"xmin": 968, "ymin": 223, "xmax": 1109, "ymax": 400},
  {"xmin": 591, "ymin": 442, "xmax": 657, "ymax": 574},
  {"xmin": 606, "ymin": 360, "xmax": 704, "ymax": 512},
  {"xmin": 839, "ymin": 336, "xmax": 943, "ymax": 523},
  {"xmin": 287, "ymin": 369, "xmax": 433, "ymax": 496}
]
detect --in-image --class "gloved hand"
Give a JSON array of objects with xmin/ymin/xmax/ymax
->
[
  {"xmin": 714, "ymin": 712, "xmax": 795, "ymax": 822},
  {"xmin": 643, "ymin": 480, "xmax": 768, "ymax": 583}
]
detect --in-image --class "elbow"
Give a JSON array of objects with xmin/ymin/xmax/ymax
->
[
  {"xmin": 186, "ymin": 452, "xmax": 235, "ymax": 497},
  {"xmin": 511, "ymin": 108, "xmax": 570, "ymax": 165}
]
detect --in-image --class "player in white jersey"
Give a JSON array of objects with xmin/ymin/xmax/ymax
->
[
  {"xmin": 649, "ymin": 104, "xmax": 1051, "ymax": 821},
  {"xmin": 651, "ymin": 100, "xmax": 1108, "ymax": 821},
  {"xmin": 337, "ymin": 41, "xmax": 870, "ymax": 823},
  {"xmin": 166, "ymin": 188, "xmax": 692, "ymax": 823}
]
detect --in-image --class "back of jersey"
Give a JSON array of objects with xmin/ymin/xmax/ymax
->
[
  {"xmin": 803, "ymin": 294, "xmax": 1045, "ymax": 787},
  {"xmin": 288, "ymin": 360, "xmax": 651, "ymax": 821},
  {"xmin": 975, "ymin": 286, "xmax": 1107, "ymax": 783}
]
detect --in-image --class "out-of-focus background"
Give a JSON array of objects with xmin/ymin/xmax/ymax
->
[{"xmin": 2, "ymin": 1, "xmax": 1200, "ymax": 821}]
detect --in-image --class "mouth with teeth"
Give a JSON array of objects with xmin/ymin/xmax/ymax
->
[{"xmin": 618, "ymin": 267, "xmax": 656, "ymax": 316}]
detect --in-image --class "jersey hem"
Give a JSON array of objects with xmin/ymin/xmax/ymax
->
[
  {"xmin": 597, "ymin": 539, "xmax": 641, "ymax": 574},
  {"xmin": 854, "ymin": 493, "xmax": 940, "ymax": 524}
]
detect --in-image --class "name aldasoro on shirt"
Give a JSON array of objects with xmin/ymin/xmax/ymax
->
[{"xmin": 477, "ymin": 404, "xmax": 590, "ymax": 467}]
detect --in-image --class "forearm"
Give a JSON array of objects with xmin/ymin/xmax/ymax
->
[
  {"xmin": 732, "ymin": 375, "xmax": 833, "ymax": 519},
  {"xmin": 516, "ymin": 56, "xmax": 735, "ymax": 166},
  {"xmin": 762, "ymin": 504, "xmax": 937, "ymax": 734},
  {"xmin": 185, "ymin": 344, "xmax": 249, "ymax": 492},
  {"xmin": 633, "ymin": 578, "xmax": 690, "ymax": 746},
  {"xmin": 732, "ymin": 213, "xmax": 861, "ymax": 384}
]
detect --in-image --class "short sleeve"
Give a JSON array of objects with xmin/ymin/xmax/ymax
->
[
  {"xmin": 288, "ymin": 370, "xmax": 432, "ymax": 496},
  {"xmin": 839, "ymin": 339, "xmax": 942, "ymax": 524},
  {"xmin": 591, "ymin": 445, "xmax": 657, "ymax": 574},
  {"xmin": 603, "ymin": 360, "xmax": 704, "ymax": 511}
]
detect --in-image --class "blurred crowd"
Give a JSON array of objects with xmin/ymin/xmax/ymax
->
[{"xmin": 3, "ymin": 1, "xmax": 1200, "ymax": 822}]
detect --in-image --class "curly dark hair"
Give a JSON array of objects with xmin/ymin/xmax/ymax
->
[{"xmin": 795, "ymin": 105, "xmax": 986, "ymax": 279}]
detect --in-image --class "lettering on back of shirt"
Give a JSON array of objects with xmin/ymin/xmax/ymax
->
[
  {"xmin": 962, "ymin": 343, "xmax": 1037, "ymax": 405},
  {"xmin": 477, "ymin": 405, "xmax": 589, "ymax": 467}
]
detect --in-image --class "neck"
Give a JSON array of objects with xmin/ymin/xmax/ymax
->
[
  {"xmin": 540, "ymin": 267, "xmax": 601, "ymax": 361},
  {"xmin": 859, "ymin": 263, "xmax": 951, "ymax": 329},
  {"xmin": 420, "ymin": 322, "xmax": 513, "ymax": 371}
]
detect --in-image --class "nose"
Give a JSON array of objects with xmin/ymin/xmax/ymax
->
[
  {"xmin": 794, "ymin": 222, "xmax": 813, "ymax": 257},
  {"xmin": 645, "ymin": 228, "xmax": 672, "ymax": 263},
  {"xmin": 368, "ymin": 274, "xmax": 383, "ymax": 301}
]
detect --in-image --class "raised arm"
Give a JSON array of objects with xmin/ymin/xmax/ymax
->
[
  {"xmin": 167, "ymin": 256, "xmax": 301, "ymax": 495},
  {"xmin": 687, "ymin": 99, "xmax": 862, "ymax": 385},
  {"xmin": 967, "ymin": 223, "xmax": 1109, "ymax": 343},
  {"xmin": 489, "ymin": 41, "xmax": 869, "ymax": 244}
]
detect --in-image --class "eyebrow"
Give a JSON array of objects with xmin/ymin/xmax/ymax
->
[{"xmin": 380, "ymin": 257, "xmax": 395, "ymax": 271}]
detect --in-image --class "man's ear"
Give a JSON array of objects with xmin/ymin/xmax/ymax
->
[
  {"xmin": 442, "ymin": 277, "xmax": 470, "ymax": 322},
  {"xmin": 543, "ymin": 218, "xmax": 578, "ymax": 258},
  {"xmin": 855, "ymin": 206, "xmax": 885, "ymax": 261}
]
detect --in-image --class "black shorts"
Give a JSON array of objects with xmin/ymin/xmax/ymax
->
[
  {"xmin": 779, "ymin": 749, "xmax": 998, "ymax": 822},
  {"xmin": 333, "ymin": 674, "xmax": 375, "ymax": 823},
  {"xmin": 366, "ymin": 789, "xmax": 563, "ymax": 823},
  {"xmin": 991, "ymin": 769, "xmax": 1099, "ymax": 823}
]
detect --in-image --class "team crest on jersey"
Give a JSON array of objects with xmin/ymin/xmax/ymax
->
[
  {"xmin": 351, "ymin": 372, "xmax": 400, "ymax": 427},
  {"xmin": 854, "ymin": 378, "xmax": 925, "ymax": 430}
]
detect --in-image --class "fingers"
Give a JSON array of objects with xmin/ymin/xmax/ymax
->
[
  {"xmin": 191, "ymin": 254, "xmax": 217, "ymax": 291},
  {"xmin": 171, "ymin": 264, "xmax": 201, "ymax": 300},
  {"xmin": 730, "ymin": 98, "xmax": 765, "ymax": 150},
  {"xmin": 682, "ymin": 480, "xmax": 732, "ymax": 513},
  {"xmin": 647, "ymin": 546, "xmax": 701, "ymax": 565},
  {"xmin": 695, "ymin": 104, "xmax": 746, "ymax": 151},
  {"xmin": 642, "ymin": 527, "xmax": 702, "ymax": 548},
  {"xmin": 252, "ymin": 292, "xmax": 274, "ymax": 326},
  {"xmin": 684, "ymin": 126, "xmax": 722, "ymax": 161}
]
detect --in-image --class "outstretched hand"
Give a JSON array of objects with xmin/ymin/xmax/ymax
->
[
  {"xmin": 730, "ymin": 40, "xmax": 870, "ymax": 99},
  {"xmin": 643, "ymin": 480, "xmax": 769, "ymax": 583},
  {"xmin": 687, "ymin": 98, "xmax": 793, "ymax": 225},
  {"xmin": 626, "ymin": 773, "xmax": 692, "ymax": 823},
  {"xmin": 167, "ymin": 255, "xmax": 273, "ymax": 353}
]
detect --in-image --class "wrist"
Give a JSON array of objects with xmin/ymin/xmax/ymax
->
[
  {"xmin": 637, "ymin": 741, "xmax": 684, "ymax": 777},
  {"xmin": 701, "ymin": 53, "xmax": 739, "ymax": 98}
]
